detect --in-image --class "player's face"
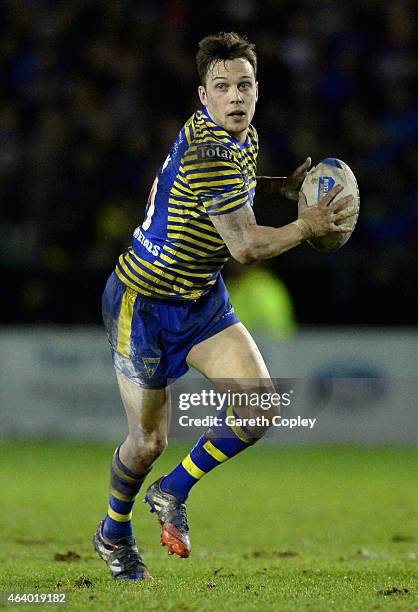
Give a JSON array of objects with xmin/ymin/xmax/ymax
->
[{"xmin": 198, "ymin": 58, "xmax": 258, "ymax": 144}]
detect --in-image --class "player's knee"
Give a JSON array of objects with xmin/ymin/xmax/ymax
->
[
  {"xmin": 127, "ymin": 432, "xmax": 167, "ymax": 463},
  {"xmin": 147, "ymin": 435, "xmax": 167, "ymax": 460}
]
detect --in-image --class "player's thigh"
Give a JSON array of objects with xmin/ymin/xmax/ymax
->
[
  {"xmin": 116, "ymin": 370, "xmax": 170, "ymax": 438},
  {"xmin": 186, "ymin": 322, "xmax": 270, "ymax": 380}
]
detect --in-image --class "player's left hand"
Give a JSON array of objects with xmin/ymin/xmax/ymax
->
[{"xmin": 282, "ymin": 157, "xmax": 312, "ymax": 201}]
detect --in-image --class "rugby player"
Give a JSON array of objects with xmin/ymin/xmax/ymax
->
[{"xmin": 93, "ymin": 32, "xmax": 354, "ymax": 580}]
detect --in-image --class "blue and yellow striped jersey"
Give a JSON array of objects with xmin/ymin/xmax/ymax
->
[{"xmin": 115, "ymin": 106, "xmax": 258, "ymax": 300}]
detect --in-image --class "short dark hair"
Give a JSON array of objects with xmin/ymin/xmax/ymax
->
[{"xmin": 196, "ymin": 32, "xmax": 257, "ymax": 87}]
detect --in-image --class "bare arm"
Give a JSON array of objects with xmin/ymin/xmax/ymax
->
[
  {"xmin": 256, "ymin": 157, "xmax": 312, "ymax": 201},
  {"xmin": 210, "ymin": 185, "xmax": 354, "ymax": 265},
  {"xmin": 256, "ymin": 176, "xmax": 288, "ymax": 196}
]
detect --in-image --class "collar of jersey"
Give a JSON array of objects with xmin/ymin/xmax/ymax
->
[{"xmin": 200, "ymin": 106, "xmax": 251, "ymax": 151}]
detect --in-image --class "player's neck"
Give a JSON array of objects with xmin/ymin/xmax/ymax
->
[{"xmin": 227, "ymin": 128, "xmax": 248, "ymax": 145}]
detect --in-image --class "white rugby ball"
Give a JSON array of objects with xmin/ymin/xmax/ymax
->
[{"xmin": 301, "ymin": 158, "xmax": 360, "ymax": 252}]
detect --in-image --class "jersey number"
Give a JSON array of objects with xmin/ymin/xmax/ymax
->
[{"xmin": 143, "ymin": 177, "xmax": 158, "ymax": 230}]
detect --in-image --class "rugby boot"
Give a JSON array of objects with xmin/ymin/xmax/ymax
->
[
  {"xmin": 144, "ymin": 477, "xmax": 191, "ymax": 558},
  {"xmin": 93, "ymin": 522, "xmax": 152, "ymax": 580}
]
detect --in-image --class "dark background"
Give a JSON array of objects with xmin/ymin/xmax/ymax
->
[{"xmin": 1, "ymin": 0, "xmax": 417, "ymax": 326}]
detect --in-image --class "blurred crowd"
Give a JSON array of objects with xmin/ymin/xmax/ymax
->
[{"xmin": 1, "ymin": 0, "xmax": 417, "ymax": 325}]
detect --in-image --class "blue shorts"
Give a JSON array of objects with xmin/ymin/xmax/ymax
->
[{"xmin": 102, "ymin": 272, "xmax": 239, "ymax": 389}]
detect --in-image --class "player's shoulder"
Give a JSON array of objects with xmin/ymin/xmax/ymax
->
[{"xmin": 247, "ymin": 123, "xmax": 258, "ymax": 148}]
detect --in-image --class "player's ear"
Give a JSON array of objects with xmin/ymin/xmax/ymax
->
[
  {"xmin": 198, "ymin": 85, "xmax": 207, "ymax": 106},
  {"xmin": 255, "ymin": 81, "xmax": 258, "ymax": 102}
]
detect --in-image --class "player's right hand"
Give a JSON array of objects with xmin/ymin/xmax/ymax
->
[{"xmin": 297, "ymin": 185, "xmax": 355, "ymax": 239}]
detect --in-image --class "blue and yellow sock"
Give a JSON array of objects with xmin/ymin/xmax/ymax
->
[
  {"xmin": 102, "ymin": 446, "xmax": 151, "ymax": 542},
  {"xmin": 161, "ymin": 406, "xmax": 258, "ymax": 502}
]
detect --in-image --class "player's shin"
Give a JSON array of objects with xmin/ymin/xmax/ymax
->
[
  {"xmin": 102, "ymin": 446, "xmax": 152, "ymax": 541},
  {"xmin": 161, "ymin": 405, "xmax": 270, "ymax": 502}
]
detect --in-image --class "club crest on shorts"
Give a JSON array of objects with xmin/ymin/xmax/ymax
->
[{"xmin": 142, "ymin": 357, "xmax": 160, "ymax": 379}]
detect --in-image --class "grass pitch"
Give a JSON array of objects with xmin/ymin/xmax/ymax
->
[{"xmin": 0, "ymin": 442, "xmax": 417, "ymax": 611}]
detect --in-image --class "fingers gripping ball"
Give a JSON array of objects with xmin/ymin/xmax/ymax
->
[{"xmin": 301, "ymin": 158, "xmax": 360, "ymax": 252}]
